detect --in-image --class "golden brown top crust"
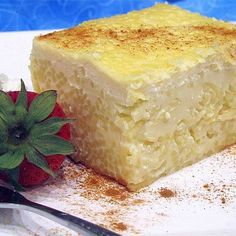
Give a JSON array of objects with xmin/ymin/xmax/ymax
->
[
  {"xmin": 36, "ymin": 4, "xmax": 236, "ymax": 82},
  {"xmin": 38, "ymin": 25, "xmax": 236, "ymax": 53}
]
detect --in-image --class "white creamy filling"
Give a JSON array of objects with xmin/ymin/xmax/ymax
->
[
  {"xmin": 31, "ymin": 43, "xmax": 129, "ymax": 105},
  {"xmin": 121, "ymin": 61, "xmax": 236, "ymax": 142},
  {"xmin": 31, "ymin": 42, "xmax": 236, "ymax": 189}
]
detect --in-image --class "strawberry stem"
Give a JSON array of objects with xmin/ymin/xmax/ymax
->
[
  {"xmin": 0, "ymin": 80, "xmax": 75, "ymax": 189},
  {"xmin": 8, "ymin": 123, "xmax": 29, "ymax": 145}
]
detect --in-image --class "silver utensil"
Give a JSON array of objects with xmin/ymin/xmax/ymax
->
[{"xmin": 0, "ymin": 186, "xmax": 120, "ymax": 236}]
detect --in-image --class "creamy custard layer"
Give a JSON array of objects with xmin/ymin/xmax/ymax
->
[
  {"xmin": 31, "ymin": 48, "xmax": 236, "ymax": 190},
  {"xmin": 31, "ymin": 4, "xmax": 236, "ymax": 190}
]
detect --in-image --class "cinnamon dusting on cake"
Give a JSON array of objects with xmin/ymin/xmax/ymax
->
[{"xmin": 37, "ymin": 25, "xmax": 236, "ymax": 55}]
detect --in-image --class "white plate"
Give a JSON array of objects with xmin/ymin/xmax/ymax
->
[{"xmin": 0, "ymin": 30, "xmax": 236, "ymax": 236}]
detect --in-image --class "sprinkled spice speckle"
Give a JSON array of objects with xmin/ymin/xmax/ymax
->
[
  {"xmin": 112, "ymin": 222, "xmax": 128, "ymax": 231},
  {"xmin": 221, "ymin": 197, "xmax": 226, "ymax": 204},
  {"xmin": 158, "ymin": 188, "xmax": 176, "ymax": 198},
  {"xmin": 21, "ymin": 145, "xmax": 236, "ymax": 234}
]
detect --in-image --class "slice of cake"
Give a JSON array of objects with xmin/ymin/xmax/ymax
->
[{"xmin": 30, "ymin": 4, "xmax": 236, "ymax": 191}]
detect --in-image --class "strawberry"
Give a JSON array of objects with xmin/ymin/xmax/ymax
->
[{"xmin": 0, "ymin": 80, "xmax": 75, "ymax": 189}]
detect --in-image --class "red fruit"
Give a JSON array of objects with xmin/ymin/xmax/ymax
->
[
  {"xmin": 0, "ymin": 81, "xmax": 75, "ymax": 188},
  {"xmin": 9, "ymin": 92, "xmax": 70, "ymax": 187}
]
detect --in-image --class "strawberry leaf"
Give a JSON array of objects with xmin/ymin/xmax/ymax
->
[
  {"xmin": 5, "ymin": 167, "xmax": 24, "ymax": 191},
  {"xmin": 28, "ymin": 90, "xmax": 57, "ymax": 123},
  {"xmin": 15, "ymin": 106, "xmax": 28, "ymax": 123},
  {"xmin": 0, "ymin": 91, "xmax": 15, "ymax": 123},
  {"xmin": 9, "ymin": 177, "xmax": 25, "ymax": 191},
  {"xmin": 7, "ymin": 167, "xmax": 20, "ymax": 182},
  {"xmin": 15, "ymin": 80, "xmax": 28, "ymax": 122},
  {"xmin": 0, "ymin": 150, "xmax": 24, "ymax": 169},
  {"xmin": 0, "ymin": 143, "xmax": 8, "ymax": 155},
  {"xmin": 30, "ymin": 135, "xmax": 75, "ymax": 156},
  {"xmin": 30, "ymin": 117, "xmax": 73, "ymax": 137},
  {"xmin": 27, "ymin": 147, "xmax": 55, "ymax": 177},
  {"xmin": 0, "ymin": 117, "xmax": 7, "ymax": 142},
  {"xmin": 16, "ymin": 80, "xmax": 27, "ymax": 110}
]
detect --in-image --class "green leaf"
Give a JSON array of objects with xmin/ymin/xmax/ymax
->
[
  {"xmin": 30, "ymin": 135, "xmax": 75, "ymax": 156},
  {"xmin": 0, "ymin": 117, "xmax": 7, "ymax": 142},
  {"xmin": 0, "ymin": 143, "xmax": 8, "ymax": 155},
  {"xmin": 6, "ymin": 167, "xmax": 20, "ymax": 182},
  {"xmin": 0, "ymin": 150, "xmax": 24, "ymax": 169},
  {"xmin": 15, "ymin": 106, "xmax": 28, "ymax": 122},
  {"xmin": 0, "ymin": 117, "xmax": 7, "ymax": 130},
  {"xmin": 6, "ymin": 167, "xmax": 24, "ymax": 191},
  {"xmin": 15, "ymin": 80, "xmax": 28, "ymax": 122},
  {"xmin": 27, "ymin": 147, "xmax": 55, "ymax": 177},
  {"xmin": 0, "ymin": 91, "xmax": 15, "ymax": 123},
  {"xmin": 9, "ymin": 178, "xmax": 25, "ymax": 191},
  {"xmin": 30, "ymin": 117, "xmax": 73, "ymax": 137},
  {"xmin": 28, "ymin": 90, "xmax": 57, "ymax": 123},
  {"xmin": 16, "ymin": 80, "xmax": 27, "ymax": 110}
]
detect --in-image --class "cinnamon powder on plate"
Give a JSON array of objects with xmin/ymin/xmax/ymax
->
[
  {"xmin": 112, "ymin": 222, "xmax": 128, "ymax": 231},
  {"xmin": 158, "ymin": 188, "xmax": 176, "ymax": 198}
]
